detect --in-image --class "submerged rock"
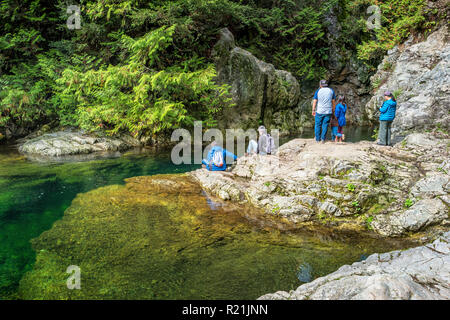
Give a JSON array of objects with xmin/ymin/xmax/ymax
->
[
  {"xmin": 191, "ymin": 134, "xmax": 449, "ymax": 237},
  {"xmin": 18, "ymin": 130, "xmax": 136, "ymax": 158},
  {"xmin": 296, "ymin": 263, "xmax": 313, "ymax": 283},
  {"xmin": 259, "ymin": 231, "xmax": 450, "ymax": 300}
]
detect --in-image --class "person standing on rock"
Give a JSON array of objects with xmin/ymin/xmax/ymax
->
[
  {"xmin": 377, "ymin": 91, "xmax": 397, "ymax": 146},
  {"xmin": 330, "ymin": 113, "xmax": 340, "ymax": 142},
  {"xmin": 312, "ymin": 80, "xmax": 336, "ymax": 143},
  {"xmin": 334, "ymin": 95, "xmax": 347, "ymax": 143}
]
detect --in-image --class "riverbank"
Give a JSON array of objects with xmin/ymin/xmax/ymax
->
[
  {"xmin": 2, "ymin": 131, "xmax": 448, "ymax": 299},
  {"xmin": 190, "ymin": 133, "xmax": 449, "ymax": 299},
  {"xmin": 190, "ymin": 133, "xmax": 449, "ymax": 238}
]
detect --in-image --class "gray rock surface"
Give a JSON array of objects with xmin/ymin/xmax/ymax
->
[
  {"xmin": 212, "ymin": 28, "xmax": 301, "ymax": 131},
  {"xmin": 259, "ymin": 231, "xmax": 450, "ymax": 300},
  {"xmin": 366, "ymin": 26, "xmax": 449, "ymax": 135},
  {"xmin": 19, "ymin": 131, "xmax": 134, "ymax": 157},
  {"xmin": 391, "ymin": 199, "xmax": 447, "ymax": 232},
  {"xmin": 211, "ymin": 27, "xmax": 372, "ymax": 133},
  {"xmin": 191, "ymin": 134, "xmax": 449, "ymax": 236}
]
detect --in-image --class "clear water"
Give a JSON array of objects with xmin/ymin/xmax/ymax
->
[
  {"xmin": 16, "ymin": 174, "xmax": 414, "ymax": 300},
  {"xmin": 0, "ymin": 146, "xmax": 198, "ymax": 298},
  {"xmin": 1, "ymin": 128, "xmax": 412, "ymax": 300}
]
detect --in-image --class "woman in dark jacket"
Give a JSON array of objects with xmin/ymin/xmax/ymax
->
[{"xmin": 377, "ymin": 91, "xmax": 397, "ymax": 146}]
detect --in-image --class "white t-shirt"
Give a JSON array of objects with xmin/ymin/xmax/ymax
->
[{"xmin": 314, "ymin": 87, "xmax": 336, "ymax": 114}]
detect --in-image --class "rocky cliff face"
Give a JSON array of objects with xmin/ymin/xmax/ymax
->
[
  {"xmin": 212, "ymin": 27, "xmax": 374, "ymax": 133},
  {"xmin": 213, "ymin": 23, "xmax": 449, "ymax": 136},
  {"xmin": 212, "ymin": 28, "xmax": 308, "ymax": 134},
  {"xmin": 259, "ymin": 231, "xmax": 450, "ymax": 300},
  {"xmin": 365, "ymin": 26, "xmax": 449, "ymax": 135}
]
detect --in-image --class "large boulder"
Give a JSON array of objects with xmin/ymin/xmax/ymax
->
[
  {"xmin": 212, "ymin": 28, "xmax": 301, "ymax": 132},
  {"xmin": 365, "ymin": 26, "xmax": 450, "ymax": 135},
  {"xmin": 18, "ymin": 130, "xmax": 136, "ymax": 158},
  {"xmin": 211, "ymin": 25, "xmax": 374, "ymax": 133},
  {"xmin": 259, "ymin": 231, "xmax": 450, "ymax": 300}
]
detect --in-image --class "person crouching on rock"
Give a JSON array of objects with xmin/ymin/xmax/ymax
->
[
  {"xmin": 202, "ymin": 141, "xmax": 237, "ymax": 171},
  {"xmin": 377, "ymin": 91, "xmax": 397, "ymax": 146},
  {"xmin": 334, "ymin": 95, "xmax": 347, "ymax": 143},
  {"xmin": 245, "ymin": 125, "xmax": 276, "ymax": 156}
]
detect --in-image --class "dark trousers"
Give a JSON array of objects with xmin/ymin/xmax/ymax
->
[
  {"xmin": 378, "ymin": 120, "xmax": 392, "ymax": 145},
  {"xmin": 314, "ymin": 113, "xmax": 331, "ymax": 141}
]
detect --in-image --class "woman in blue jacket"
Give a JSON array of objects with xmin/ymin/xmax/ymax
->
[
  {"xmin": 377, "ymin": 91, "xmax": 397, "ymax": 146},
  {"xmin": 202, "ymin": 142, "xmax": 237, "ymax": 171}
]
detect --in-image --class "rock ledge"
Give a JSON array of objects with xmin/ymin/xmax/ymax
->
[
  {"xmin": 190, "ymin": 134, "xmax": 449, "ymax": 237},
  {"xmin": 259, "ymin": 231, "xmax": 450, "ymax": 300}
]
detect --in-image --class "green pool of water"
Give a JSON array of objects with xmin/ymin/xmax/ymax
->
[
  {"xmin": 1, "ymin": 128, "xmax": 412, "ymax": 300},
  {"xmin": 0, "ymin": 146, "xmax": 198, "ymax": 298},
  {"xmin": 15, "ymin": 174, "xmax": 415, "ymax": 300}
]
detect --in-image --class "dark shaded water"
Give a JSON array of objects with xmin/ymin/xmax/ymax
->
[
  {"xmin": 279, "ymin": 126, "xmax": 376, "ymax": 145},
  {"xmin": 0, "ymin": 127, "xmax": 394, "ymax": 300}
]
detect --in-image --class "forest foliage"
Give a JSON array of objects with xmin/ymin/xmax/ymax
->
[{"xmin": 0, "ymin": 0, "xmax": 442, "ymax": 140}]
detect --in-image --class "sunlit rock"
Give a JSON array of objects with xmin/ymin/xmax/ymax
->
[{"xmin": 191, "ymin": 135, "xmax": 449, "ymax": 237}]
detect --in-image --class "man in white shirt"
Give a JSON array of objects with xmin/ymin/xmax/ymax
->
[{"xmin": 312, "ymin": 80, "xmax": 336, "ymax": 143}]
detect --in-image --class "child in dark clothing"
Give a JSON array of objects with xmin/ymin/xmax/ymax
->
[{"xmin": 330, "ymin": 114, "xmax": 340, "ymax": 142}]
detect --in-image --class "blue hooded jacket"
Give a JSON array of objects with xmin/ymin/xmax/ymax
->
[
  {"xmin": 379, "ymin": 99, "xmax": 397, "ymax": 121},
  {"xmin": 202, "ymin": 146, "xmax": 237, "ymax": 171},
  {"xmin": 335, "ymin": 103, "xmax": 347, "ymax": 127}
]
